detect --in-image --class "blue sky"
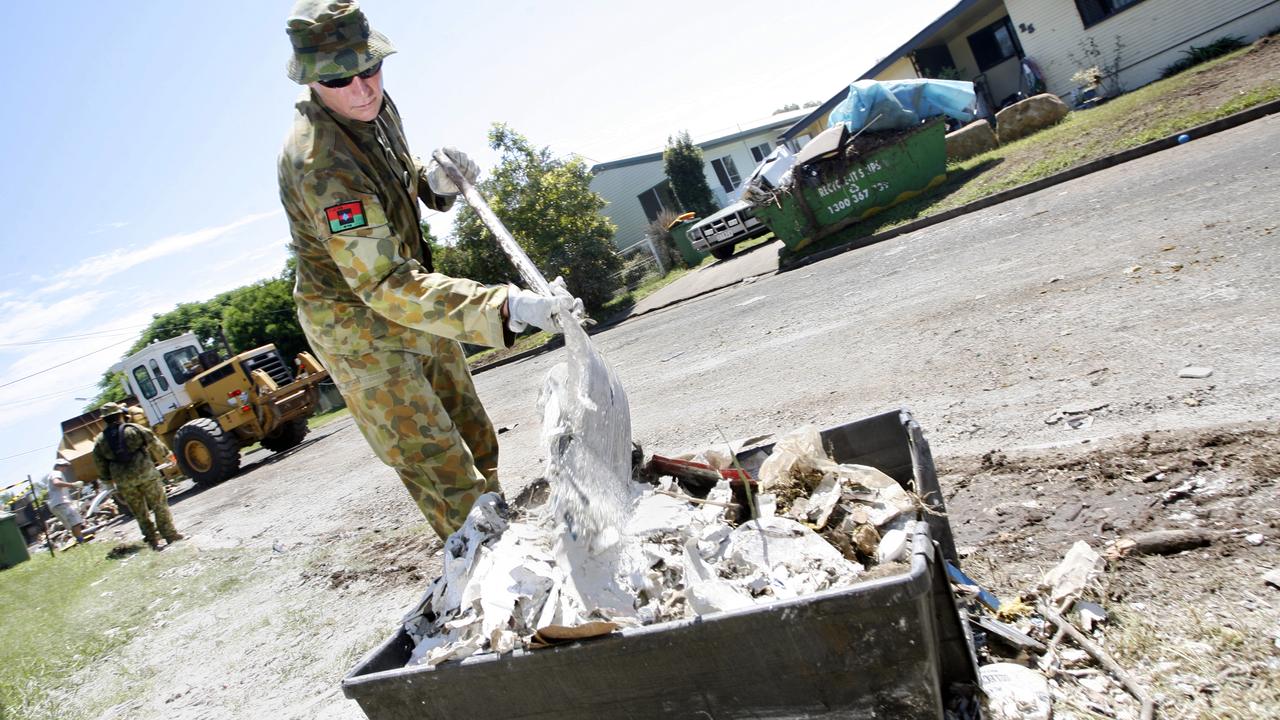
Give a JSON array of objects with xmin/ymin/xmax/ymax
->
[{"xmin": 0, "ymin": 0, "xmax": 956, "ymax": 490}]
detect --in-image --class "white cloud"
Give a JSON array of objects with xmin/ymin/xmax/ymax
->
[
  {"xmin": 56, "ymin": 210, "xmax": 281, "ymax": 284},
  {"xmin": 89, "ymin": 220, "xmax": 131, "ymax": 235},
  {"xmin": 0, "ymin": 290, "xmax": 116, "ymax": 346}
]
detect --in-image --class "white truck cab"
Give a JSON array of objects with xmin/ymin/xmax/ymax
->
[{"xmin": 111, "ymin": 333, "xmax": 205, "ymax": 427}]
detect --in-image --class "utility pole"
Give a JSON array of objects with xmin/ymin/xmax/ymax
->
[{"xmin": 27, "ymin": 475, "xmax": 55, "ymax": 557}]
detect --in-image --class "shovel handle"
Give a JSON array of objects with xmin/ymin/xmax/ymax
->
[{"xmin": 431, "ymin": 150, "xmax": 554, "ymax": 297}]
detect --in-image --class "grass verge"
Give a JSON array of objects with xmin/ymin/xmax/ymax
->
[
  {"xmin": 0, "ymin": 543, "xmax": 251, "ymax": 719},
  {"xmin": 783, "ymin": 43, "xmax": 1280, "ymax": 262}
]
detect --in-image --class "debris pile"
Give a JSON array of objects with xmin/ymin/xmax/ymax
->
[
  {"xmin": 965, "ymin": 541, "xmax": 1158, "ymax": 720},
  {"xmin": 401, "ymin": 425, "xmax": 921, "ymax": 668}
]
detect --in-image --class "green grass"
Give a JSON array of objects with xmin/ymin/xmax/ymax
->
[
  {"xmin": 784, "ymin": 44, "xmax": 1279, "ymax": 262},
  {"xmin": 307, "ymin": 405, "xmax": 350, "ymax": 429},
  {"xmin": 0, "ymin": 543, "xmax": 250, "ymax": 718}
]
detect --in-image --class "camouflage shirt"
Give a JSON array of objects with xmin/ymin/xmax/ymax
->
[
  {"xmin": 92, "ymin": 423, "xmax": 167, "ymax": 487},
  {"xmin": 278, "ymin": 90, "xmax": 510, "ymax": 356}
]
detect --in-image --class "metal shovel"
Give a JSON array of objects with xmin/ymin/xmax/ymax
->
[{"xmin": 431, "ymin": 150, "xmax": 634, "ymax": 543}]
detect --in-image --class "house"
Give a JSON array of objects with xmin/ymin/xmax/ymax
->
[
  {"xmin": 781, "ymin": 0, "xmax": 1280, "ymax": 145},
  {"xmin": 589, "ymin": 109, "xmax": 810, "ymax": 251}
]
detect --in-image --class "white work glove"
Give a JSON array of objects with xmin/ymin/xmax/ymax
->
[
  {"xmin": 505, "ymin": 277, "xmax": 584, "ymax": 333},
  {"xmin": 425, "ymin": 146, "xmax": 480, "ymax": 195}
]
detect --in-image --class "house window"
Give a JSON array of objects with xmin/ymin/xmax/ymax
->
[
  {"xmin": 749, "ymin": 142, "xmax": 771, "ymax": 163},
  {"xmin": 710, "ymin": 156, "xmax": 741, "ymax": 194},
  {"xmin": 636, "ymin": 181, "xmax": 681, "ymax": 223},
  {"xmin": 967, "ymin": 17, "xmax": 1021, "ymax": 72},
  {"xmin": 132, "ymin": 366, "xmax": 158, "ymax": 400},
  {"xmin": 1075, "ymin": 0, "xmax": 1144, "ymax": 28}
]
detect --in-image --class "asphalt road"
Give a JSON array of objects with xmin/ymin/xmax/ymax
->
[{"xmin": 477, "ymin": 113, "xmax": 1280, "ymax": 498}]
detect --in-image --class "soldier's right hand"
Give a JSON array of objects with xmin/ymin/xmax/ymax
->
[{"xmin": 505, "ymin": 277, "xmax": 583, "ymax": 333}]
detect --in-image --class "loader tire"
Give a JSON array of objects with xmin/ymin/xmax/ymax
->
[
  {"xmin": 261, "ymin": 418, "xmax": 310, "ymax": 453},
  {"xmin": 174, "ymin": 418, "xmax": 241, "ymax": 486}
]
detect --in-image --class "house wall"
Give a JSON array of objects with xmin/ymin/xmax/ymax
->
[
  {"xmin": 1004, "ymin": 0, "xmax": 1280, "ymax": 98},
  {"xmin": 589, "ymin": 160, "xmax": 668, "ymax": 252},
  {"xmin": 590, "ymin": 126, "xmax": 789, "ymax": 251}
]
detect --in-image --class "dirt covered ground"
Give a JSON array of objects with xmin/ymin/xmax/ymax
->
[{"xmin": 943, "ymin": 422, "xmax": 1280, "ymax": 718}]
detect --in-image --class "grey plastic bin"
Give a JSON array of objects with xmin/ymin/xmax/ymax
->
[{"xmin": 341, "ymin": 409, "xmax": 978, "ymax": 719}]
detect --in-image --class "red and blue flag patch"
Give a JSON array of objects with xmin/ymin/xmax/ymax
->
[{"xmin": 325, "ymin": 201, "xmax": 367, "ymax": 232}]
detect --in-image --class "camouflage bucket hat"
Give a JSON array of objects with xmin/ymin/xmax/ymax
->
[
  {"xmin": 286, "ymin": 0, "xmax": 397, "ymax": 85},
  {"xmin": 99, "ymin": 402, "xmax": 127, "ymax": 417}
]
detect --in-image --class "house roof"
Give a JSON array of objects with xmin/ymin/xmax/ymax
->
[
  {"xmin": 778, "ymin": 0, "xmax": 997, "ymax": 142},
  {"xmin": 591, "ymin": 108, "xmax": 811, "ymax": 173}
]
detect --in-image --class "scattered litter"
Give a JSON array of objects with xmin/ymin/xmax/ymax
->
[
  {"xmin": 1124, "ymin": 265, "xmax": 1142, "ymax": 274},
  {"xmin": 979, "ymin": 662, "xmax": 1052, "ymax": 720},
  {"xmin": 1075, "ymin": 600, "xmax": 1108, "ymax": 631},
  {"xmin": 972, "ymin": 615, "xmax": 1046, "ymax": 652},
  {"xmin": 1245, "ymin": 533, "xmax": 1265, "ymax": 546},
  {"xmin": 1042, "ymin": 541, "xmax": 1103, "ymax": 603},
  {"xmin": 947, "ymin": 561, "xmax": 1001, "ymax": 612},
  {"xmin": 734, "ymin": 295, "xmax": 767, "ymax": 307},
  {"xmin": 1178, "ymin": 366, "xmax": 1214, "ymax": 379}
]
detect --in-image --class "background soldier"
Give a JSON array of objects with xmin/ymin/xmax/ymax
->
[
  {"xmin": 278, "ymin": 0, "xmax": 580, "ymax": 540},
  {"xmin": 91, "ymin": 403, "xmax": 183, "ymax": 551}
]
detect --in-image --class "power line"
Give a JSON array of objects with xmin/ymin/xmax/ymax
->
[
  {"xmin": 0, "ymin": 338, "xmax": 134, "ymax": 390},
  {"xmin": 0, "ymin": 382, "xmax": 101, "ymax": 406},
  {"xmin": 0, "ymin": 324, "xmax": 152, "ymax": 348},
  {"xmin": 0, "ymin": 444, "xmax": 56, "ymax": 463}
]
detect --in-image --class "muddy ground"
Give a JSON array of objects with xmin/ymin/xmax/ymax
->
[{"xmin": 45, "ymin": 109, "xmax": 1280, "ymax": 718}]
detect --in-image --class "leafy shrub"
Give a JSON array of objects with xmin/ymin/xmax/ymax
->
[{"xmin": 1160, "ymin": 36, "xmax": 1248, "ymax": 78}]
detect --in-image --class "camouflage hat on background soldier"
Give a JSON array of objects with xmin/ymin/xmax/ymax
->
[
  {"xmin": 286, "ymin": 0, "xmax": 396, "ymax": 85},
  {"xmin": 99, "ymin": 402, "xmax": 126, "ymax": 417}
]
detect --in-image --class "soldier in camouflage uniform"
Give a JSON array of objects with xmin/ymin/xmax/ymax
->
[
  {"xmin": 91, "ymin": 403, "xmax": 183, "ymax": 551},
  {"xmin": 278, "ymin": 0, "xmax": 579, "ymax": 539}
]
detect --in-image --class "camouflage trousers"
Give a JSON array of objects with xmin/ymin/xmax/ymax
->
[
  {"xmin": 116, "ymin": 474, "xmax": 179, "ymax": 543},
  {"xmin": 318, "ymin": 335, "xmax": 501, "ymax": 539}
]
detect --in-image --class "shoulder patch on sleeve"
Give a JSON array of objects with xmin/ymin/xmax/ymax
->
[{"xmin": 325, "ymin": 201, "xmax": 368, "ymax": 232}]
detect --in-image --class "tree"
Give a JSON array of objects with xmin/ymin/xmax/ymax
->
[
  {"xmin": 222, "ymin": 278, "xmax": 308, "ymax": 362},
  {"xmin": 662, "ymin": 131, "xmax": 718, "ymax": 219},
  {"xmin": 447, "ymin": 123, "xmax": 622, "ymax": 311},
  {"xmin": 85, "ymin": 261, "xmax": 309, "ymax": 410},
  {"xmin": 773, "ymin": 102, "xmax": 800, "ymax": 114}
]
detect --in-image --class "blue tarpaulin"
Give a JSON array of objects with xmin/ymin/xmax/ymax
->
[{"xmin": 828, "ymin": 79, "xmax": 977, "ymax": 133}]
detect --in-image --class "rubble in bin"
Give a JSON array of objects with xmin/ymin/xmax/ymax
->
[{"xmin": 401, "ymin": 425, "xmax": 924, "ymax": 668}]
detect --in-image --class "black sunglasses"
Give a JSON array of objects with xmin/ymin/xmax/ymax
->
[{"xmin": 318, "ymin": 61, "xmax": 383, "ymax": 89}]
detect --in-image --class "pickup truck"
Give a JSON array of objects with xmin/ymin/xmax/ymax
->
[
  {"xmin": 686, "ymin": 201, "xmax": 771, "ymax": 260},
  {"xmin": 685, "ymin": 146, "xmax": 797, "ymax": 260}
]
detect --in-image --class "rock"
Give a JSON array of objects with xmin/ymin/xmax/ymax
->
[
  {"xmin": 1246, "ymin": 533, "xmax": 1265, "ymax": 546},
  {"xmin": 1264, "ymin": 569, "xmax": 1280, "ymax": 589},
  {"xmin": 995, "ymin": 93, "xmax": 1070, "ymax": 144},
  {"xmin": 1178, "ymin": 366, "xmax": 1214, "ymax": 379},
  {"xmin": 945, "ymin": 118, "xmax": 998, "ymax": 161}
]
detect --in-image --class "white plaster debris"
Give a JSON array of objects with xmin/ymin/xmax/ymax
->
[{"xmin": 402, "ymin": 426, "xmax": 918, "ymax": 668}]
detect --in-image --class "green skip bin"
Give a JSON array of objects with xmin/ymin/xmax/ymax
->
[{"xmin": 754, "ymin": 120, "xmax": 947, "ymax": 251}]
